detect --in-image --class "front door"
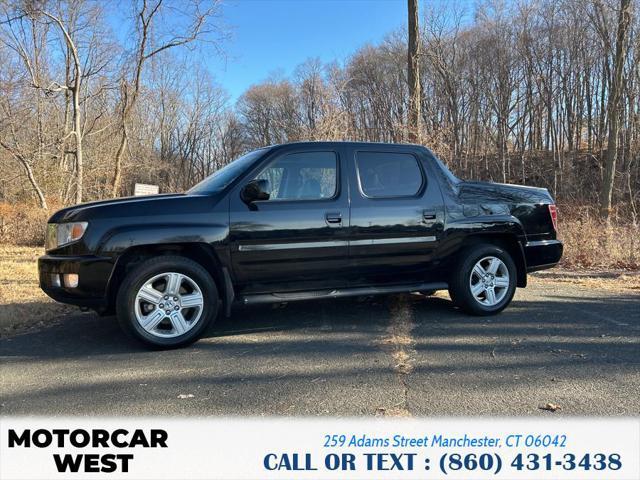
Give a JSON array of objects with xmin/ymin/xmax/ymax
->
[
  {"xmin": 229, "ymin": 145, "xmax": 349, "ymax": 294},
  {"xmin": 346, "ymin": 145, "xmax": 445, "ymax": 285}
]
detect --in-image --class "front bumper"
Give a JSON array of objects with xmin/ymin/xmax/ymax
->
[
  {"xmin": 524, "ymin": 239, "xmax": 563, "ymax": 272},
  {"xmin": 38, "ymin": 254, "xmax": 114, "ymax": 309}
]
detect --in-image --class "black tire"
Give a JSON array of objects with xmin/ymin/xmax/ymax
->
[
  {"xmin": 116, "ymin": 256, "xmax": 219, "ymax": 348},
  {"xmin": 448, "ymin": 243, "xmax": 517, "ymax": 315},
  {"xmin": 419, "ymin": 289, "xmax": 436, "ymax": 296}
]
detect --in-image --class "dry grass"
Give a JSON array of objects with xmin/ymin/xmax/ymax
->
[
  {"xmin": 375, "ymin": 297, "xmax": 415, "ymax": 416},
  {"xmin": 558, "ymin": 215, "xmax": 639, "ymax": 270},
  {"xmin": 0, "ymin": 202, "xmax": 53, "ymax": 246},
  {"xmin": 530, "ymin": 269, "xmax": 640, "ymax": 293},
  {"xmin": 0, "ymin": 244, "xmax": 72, "ymax": 337}
]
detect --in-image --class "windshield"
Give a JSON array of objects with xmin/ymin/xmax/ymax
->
[{"xmin": 187, "ymin": 148, "xmax": 268, "ymax": 194}]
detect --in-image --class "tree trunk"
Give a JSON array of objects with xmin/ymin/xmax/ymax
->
[
  {"xmin": 407, "ymin": 0, "xmax": 421, "ymax": 142},
  {"xmin": 73, "ymin": 85, "xmax": 83, "ymax": 204},
  {"xmin": 112, "ymin": 132, "xmax": 127, "ymax": 198},
  {"xmin": 22, "ymin": 159, "xmax": 48, "ymax": 210},
  {"xmin": 111, "ymin": 77, "xmax": 134, "ymax": 198},
  {"xmin": 600, "ymin": 0, "xmax": 632, "ymax": 220}
]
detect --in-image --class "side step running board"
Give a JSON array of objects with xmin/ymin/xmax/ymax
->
[{"xmin": 239, "ymin": 282, "xmax": 448, "ymax": 305}]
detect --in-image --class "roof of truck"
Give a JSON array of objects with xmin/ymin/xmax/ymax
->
[{"xmin": 267, "ymin": 140, "xmax": 427, "ymax": 149}]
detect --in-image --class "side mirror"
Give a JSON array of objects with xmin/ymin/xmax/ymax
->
[{"xmin": 241, "ymin": 179, "xmax": 270, "ymax": 207}]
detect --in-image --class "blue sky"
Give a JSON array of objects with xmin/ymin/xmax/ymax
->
[
  {"xmin": 107, "ymin": 0, "xmax": 473, "ymax": 103},
  {"xmin": 211, "ymin": 0, "xmax": 410, "ymax": 101}
]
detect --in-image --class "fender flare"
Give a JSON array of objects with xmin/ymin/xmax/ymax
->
[
  {"xmin": 98, "ymin": 223, "xmax": 232, "ymax": 314},
  {"xmin": 439, "ymin": 215, "xmax": 528, "ymax": 287}
]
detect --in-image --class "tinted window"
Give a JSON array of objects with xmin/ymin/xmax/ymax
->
[
  {"xmin": 255, "ymin": 151, "xmax": 337, "ymax": 201},
  {"xmin": 356, "ymin": 152, "xmax": 423, "ymax": 197}
]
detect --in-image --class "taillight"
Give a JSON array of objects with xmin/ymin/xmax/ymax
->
[{"xmin": 548, "ymin": 204, "xmax": 558, "ymax": 231}]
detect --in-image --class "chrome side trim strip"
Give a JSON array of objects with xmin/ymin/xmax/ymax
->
[
  {"xmin": 238, "ymin": 236, "xmax": 436, "ymax": 252},
  {"xmin": 238, "ymin": 240, "xmax": 348, "ymax": 251},
  {"xmin": 349, "ymin": 236, "xmax": 436, "ymax": 246}
]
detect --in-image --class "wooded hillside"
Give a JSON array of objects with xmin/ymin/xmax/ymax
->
[{"xmin": 1, "ymin": 0, "xmax": 638, "ymax": 226}]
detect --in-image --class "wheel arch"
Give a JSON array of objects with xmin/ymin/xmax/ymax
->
[
  {"xmin": 106, "ymin": 242, "xmax": 230, "ymax": 315},
  {"xmin": 457, "ymin": 233, "xmax": 527, "ymax": 288}
]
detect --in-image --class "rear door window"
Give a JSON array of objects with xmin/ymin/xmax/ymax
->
[{"xmin": 356, "ymin": 152, "xmax": 423, "ymax": 198}]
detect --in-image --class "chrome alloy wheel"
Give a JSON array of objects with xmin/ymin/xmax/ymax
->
[
  {"xmin": 469, "ymin": 256, "xmax": 510, "ymax": 307},
  {"xmin": 134, "ymin": 272, "xmax": 204, "ymax": 338}
]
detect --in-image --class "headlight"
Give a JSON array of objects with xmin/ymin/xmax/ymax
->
[{"xmin": 45, "ymin": 222, "xmax": 88, "ymax": 250}]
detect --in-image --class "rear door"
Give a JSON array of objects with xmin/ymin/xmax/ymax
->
[
  {"xmin": 229, "ymin": 144, "xmax": 349, "ymax": 293},
  {"xmin": 346, "ymin": 145, "xmax": 444, "ymax": 285}
]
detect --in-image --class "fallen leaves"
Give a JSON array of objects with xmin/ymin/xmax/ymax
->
[{"xmin": 539, "ymin": 402, "xmax": 561, "ymax": 412}]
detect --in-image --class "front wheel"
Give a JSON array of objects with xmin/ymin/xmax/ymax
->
[
  {"xmin": 116, "ymin": 256, "xmax": 219, "ymax": 348},
  {"xmin": 448, "ymin": 244, "xmax": 517, "ymax": 315}
]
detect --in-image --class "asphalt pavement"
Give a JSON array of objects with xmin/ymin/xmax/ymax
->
[{"xmin": 1, "ymin": 279, "xmax": 639, "ymax": 416}]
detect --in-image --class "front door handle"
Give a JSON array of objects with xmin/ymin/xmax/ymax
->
[
  {"xmin": 422, "ymin": 209, "xmax": 437, "ymax": 221},
  {"xmin": 325, "ymin": 212, "xmax": 342, "ymax": 224}
]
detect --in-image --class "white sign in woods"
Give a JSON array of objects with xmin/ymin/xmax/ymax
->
[{"xmin": 133, "ymin": 183, "xmax": 159, "ymax": 196}]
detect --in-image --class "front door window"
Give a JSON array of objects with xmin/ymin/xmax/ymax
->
[{"xmin": 255, "ymin": 151, "xmax": 337, "ymax": 201}]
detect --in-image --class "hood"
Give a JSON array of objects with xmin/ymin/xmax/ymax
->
[
  {"xmin": 48, "ymin": 193, "xmax": 214, "ymax": 223},
  {"xmin": 458, "ymin": 180, "xmax": 554, "ymax": 205}
]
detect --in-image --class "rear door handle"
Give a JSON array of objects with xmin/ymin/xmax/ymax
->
[
  {"xmin": 422, "ymin": 209, "xmax": 437, "ymax": 221},
  {"xmin": 325, "ymin": 212, "xmax": 342, "ymax": 224}
]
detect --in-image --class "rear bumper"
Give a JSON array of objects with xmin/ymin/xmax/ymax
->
[
  {"xmin": 524, "ymin": 239, "xmax": 563, "ymax": 272},
  {"xmin": 38, "ymin": 254, "xmax": 114, "ymax": 310}
]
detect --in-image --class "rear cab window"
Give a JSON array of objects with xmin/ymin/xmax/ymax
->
[{"xmin": 355, "ymin": 151, "xmax": 424, "ymax": 198}]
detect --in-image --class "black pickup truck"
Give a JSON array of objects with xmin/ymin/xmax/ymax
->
[{"xmin": 39, "ymin": 142, "xmax": 562, "ymax": 347}]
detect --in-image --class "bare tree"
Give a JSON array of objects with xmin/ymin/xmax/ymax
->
[
  {"xmin": 32, "ymin": 4, "xmax": 86, "ymax": 204},
  {"xmin": 0, "ymin": 12, "xmax": 49, "ymax": 208},
  {"xmin": 407, "ymin": 0, "xmax": 421, "ymax": 142},
  {"xmin": 599, "ymin": 0, "xmax": 633, "ymax": 220},
  {"xmin": 238, "ymin": 79, "xmax": 301, "ymax": 148},
  {"xmin": 110, "ymin": 0, "xmax": 223, "ymax": 197}
]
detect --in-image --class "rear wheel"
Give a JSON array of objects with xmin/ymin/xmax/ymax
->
[
  {"xmin": 116, "ymin": 256, "xmax": 219, "ymax": 348},
  {"xmin": 448, "ymin": 243, "xmax": 516, "ymax": 315}
]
